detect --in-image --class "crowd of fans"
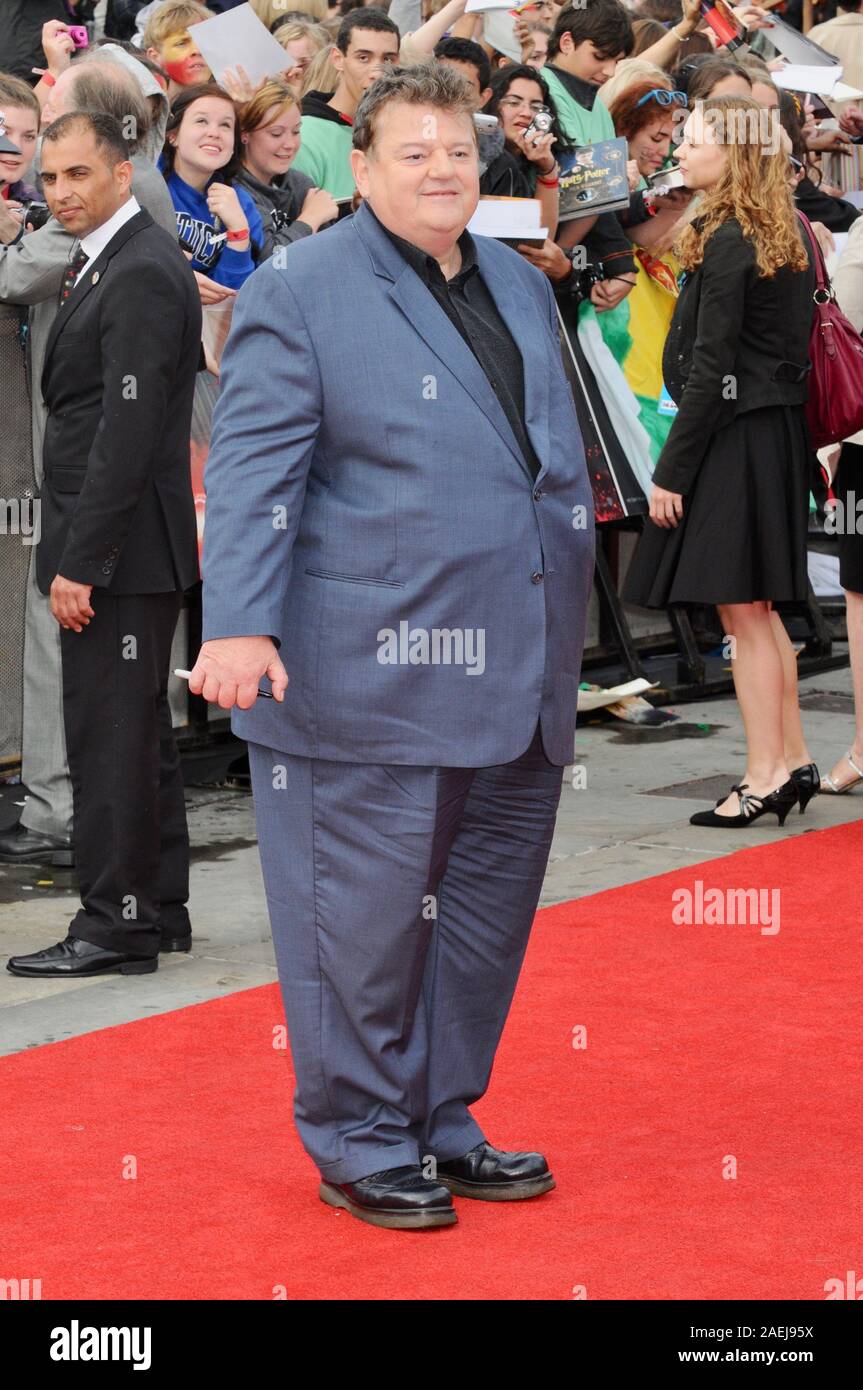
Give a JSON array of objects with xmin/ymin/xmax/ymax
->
[{"xmin": 2, "ymin": 0, "xmax": 863, "ymax": 830}]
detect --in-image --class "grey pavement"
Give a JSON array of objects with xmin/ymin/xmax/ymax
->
[{"xmin": 2, "ymin": 664, "xmax": 861, "ymax": 1057}]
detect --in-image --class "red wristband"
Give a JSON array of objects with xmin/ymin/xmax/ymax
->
[
  {"xmin": 226, "ymin": 226, "xmax": 249, "ymax": 243},
  {"xmin": 41, "ymin": 71, "xmax": 56, "ymax": 87}
]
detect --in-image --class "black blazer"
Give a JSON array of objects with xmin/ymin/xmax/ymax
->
[
  {"xmin": 654, "ymin": 216, "xmax": 815, "ymax": 496},
  {"xmin": 37, "ymin": 207, "xmax": 203, "ymax": 596}
]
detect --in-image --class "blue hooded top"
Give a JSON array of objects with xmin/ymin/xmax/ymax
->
[{"xmin": 161, "ymin": 164, "xmax": 265, "ymax": 289}]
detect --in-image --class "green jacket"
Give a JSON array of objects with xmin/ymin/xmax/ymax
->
[
  {"xmin": 293, "ymin": 90, "xmax": 355, "ymax": 199},
  {"xmin": 542, "ymin": 66, "xmax": 615, "ymax": 147}
]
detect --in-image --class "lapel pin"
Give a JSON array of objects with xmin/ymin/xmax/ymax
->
[{"xmin": 91, "ymin": 270, "xmax": 100, "ymax": 284}]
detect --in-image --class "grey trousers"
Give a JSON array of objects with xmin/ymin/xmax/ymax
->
[
  {"xmin": 20, "ymin": 549, "xmax": 73, "ymax": 840},
  {"xmin": 248, "ymin": 723, "xmax": 564, "ymax": 1186}
]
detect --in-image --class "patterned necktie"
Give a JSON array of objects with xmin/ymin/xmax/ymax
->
[{"xmin": 59, "ymin": 242, "xmax": 88, "ymax": 305}]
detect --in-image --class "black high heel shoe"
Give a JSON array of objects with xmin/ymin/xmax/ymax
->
[
  {"xmin": 789, "ymin": 763, "xmax": 820, "ymax": 814},
  {"xmin": 689, "ymin": 779, "xmax": 799, "ymax": 828}
]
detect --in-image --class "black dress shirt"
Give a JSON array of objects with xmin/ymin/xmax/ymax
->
[{"xmin": 369, "ymin": 205, "xmax": 541, "ymax": 480}]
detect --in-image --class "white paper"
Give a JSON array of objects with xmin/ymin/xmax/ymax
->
[
  {"xmin": 576, "ymin": 679, "xmax": 658, "ymax": 713},
  {"xmin": 478, "ymin": 11, "xmax": 523, "ymax": 62},
  {"xmin": 192, "ymin": 3, "xmax": 291, "ymax": 87},
  {"xmin": 760, "ymin": 15, "xmax": 841, "ymax": 69},
  {"xmin": 773, "ymin": 64, "xmax": 843, "ymax": 96},
  {"xmin": 830, "ymin": 80, "xmax": 863, "ymax": 101},
  {"xmin": 468, "ymin": 196, "xmax": 546, "ymax": 240}
]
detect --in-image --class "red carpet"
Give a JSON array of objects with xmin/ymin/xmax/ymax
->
[{"xmin": 2, "ymin": 821, "xmax": 861, "ymax": 1300}]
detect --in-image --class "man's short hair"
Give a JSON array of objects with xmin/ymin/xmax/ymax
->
[
  {"xmin": 433, "ymin": 37, "xmax": 491, "ymax": 93},
  {"xmin": 353, "ymin": 61, "xmax": 477, "ymax": 154},
  {"xmin": 143, "ymin": 1, "xmax": 215, "ymax": 51},
  {"xmin": 336, "ymin": 7, "xmax": 400, "ymax": 56},
  {"xmin": 41, "ymin": 110, "xmax": 132, "ymax": 168},
  {"xmin": 548, "ymin": 0, "xmax": 634, "ymax": 63},
  {"xmin": 66, "ymin": 62, "xmax": 151, "ymax": 155}
]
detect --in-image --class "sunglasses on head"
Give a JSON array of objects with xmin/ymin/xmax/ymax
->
[{"xmin": 636, "ymin": 88, "xmax": 687, "ymax": 108}]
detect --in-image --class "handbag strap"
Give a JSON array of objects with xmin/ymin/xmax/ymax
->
[{"xmin": 796, "ymin": 209, "xmax": 833, "ymax": 302}]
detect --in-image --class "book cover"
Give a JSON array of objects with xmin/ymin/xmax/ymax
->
[{"xmin": 558, "ymin": 137, "xmax": 630, "ymax": 223}]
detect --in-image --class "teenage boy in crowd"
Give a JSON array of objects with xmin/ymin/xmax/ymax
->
[
  {"xmin": 293, "ymin": 7, "xmax": 400, "ymax": 199},
  {"xmin": 542, "ymin": 0, "xmax": 637, "ymax": 312},
  {"xmin": 144, "ymin": 0, "xmax": 214, "ymax": 97}
]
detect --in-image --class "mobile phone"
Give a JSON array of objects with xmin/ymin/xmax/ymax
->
[{"xmin": 335, "ymin": 196, "xmax": 354, "ymax": 221}]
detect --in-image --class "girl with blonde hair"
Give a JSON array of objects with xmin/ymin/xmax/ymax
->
[
  {"xmin": 624, "ymin": 95, "xmax": 820, "ymax": 828},
  {"xmin": 236, "ymin": 77, "xmax": 338, "ymax": 257}
]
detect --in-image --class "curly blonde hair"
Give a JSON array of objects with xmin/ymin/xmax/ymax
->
[{"xmin": 675, "ymin": 95, "xmax": 808, "ymax": 279}]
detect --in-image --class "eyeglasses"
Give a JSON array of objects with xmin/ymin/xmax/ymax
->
[
  {"xmin": 635, "ymin": 88, "xmax": 687, "ymax": 108},
  {"xmin": 498, "ymin": 97, "xmax": 548, "ymax": 114}
]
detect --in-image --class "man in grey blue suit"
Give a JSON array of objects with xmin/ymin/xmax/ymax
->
[{"xmin": 190, "ymin": 63, "xmax": 595, "ymax": 1230}]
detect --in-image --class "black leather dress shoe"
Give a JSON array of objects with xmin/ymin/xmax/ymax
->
[
  {"xmin": 434, "ymin": 1141, "xmax": 555, "ymax": 1201},
  {"xmin": 319, "ymin": 1164, "xmax": 457, "ymax": 1229},
  {"xmin": 0, "ymin": 823, "xmax": 74, "ymax": 867},
  {"xmin": 6, "ymin": 934, "xmax": 157, "ymax": 978}
]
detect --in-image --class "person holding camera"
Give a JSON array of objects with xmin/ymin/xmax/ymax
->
[{"xmin": 483, "ymin": 65, "xmax": 567, "ymax": 240}]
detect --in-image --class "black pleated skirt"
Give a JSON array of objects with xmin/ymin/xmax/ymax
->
[
  {"xmin": 622, "ymin": 403, "xmax": 812, "ymax": 609},
  {"xmin": 832, "ymin": 441, "xmax": 863, "ymax": 595}
]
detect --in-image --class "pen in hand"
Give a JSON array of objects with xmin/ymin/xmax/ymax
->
[{"xmin": 173, "ymin": 668, "xmax": 275, "ymax": 700}]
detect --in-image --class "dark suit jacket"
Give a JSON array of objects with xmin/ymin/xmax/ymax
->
[
  {"xmin": 654, "ymin": 216, "xmax": 815, "ymax": 496},
  {"xmin": 37, "ymin": 207, "xmax": 202, "ymax": 596}
]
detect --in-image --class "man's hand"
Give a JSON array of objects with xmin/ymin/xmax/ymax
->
[
  {"xmin": 590, "ymin": 272, "xmax": 637, "ymax": 311},
  {"xmin": 0, "ymin": 197, "xmax": 24, "ymax": 245},
  {"xmin": 189, "ymin": 637, "xmax": 289, "ymax": 710},
  {"xmin": 648, "ymin": 188, "xmax": 692, "ymax": 213},
  {"xmin": 839, "ymin": 106, "xmax": 863, "ymax": 139},
  {"xmin": 50, "ymin": 575, "xmax": 94, "ymax": 631},
  {"xmin": 649, "ymin": 485, "xmax": 684, "ymax": 528},
  {"xmin": 732, "ymin": 4, "xmax": 773, "ymax": 32},
  {"xmin": 193, "ymin": 270, "xmax": 237, "ymax": 305},
  {"xmin": 806, "ymin": 128, "xmax": 852, "ymax": 155},
  {"xmin": 516, "ymin": 238, "xmax": 573, "ymax": 283}
]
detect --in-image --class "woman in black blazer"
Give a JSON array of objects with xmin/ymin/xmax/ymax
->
[{"xmin": 624, "ymin": 95, "xmax": 818, "ymax": 828}]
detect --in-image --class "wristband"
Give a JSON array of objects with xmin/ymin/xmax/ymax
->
[
  {"xmin": 537, "ymin": 175, "xmax": 559, "ymax": 187},
  {"xmin": 671, "ymin": 25, "xmax": 686, "ymax": 42},
  {"xmin": 226, "ymin": 226, "xmax": 249, "ymax": 243},
  {"xmin": 41, "ymin": 72, "xmax": 57, "ymax": 87}
]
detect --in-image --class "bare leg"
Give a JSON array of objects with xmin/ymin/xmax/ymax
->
[
  {"xmin": 768, "ymin": 611, "xmax": 812, "ymax": 770},
  {"xmin": 713, "ymin": 601, "xmax": 790, "ymax": 816},
  {"xmin": 824, "ymin": 588, "xmax": 863, "ymax": 788}
]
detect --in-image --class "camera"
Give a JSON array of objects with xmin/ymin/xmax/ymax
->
[
  {"xmin": 523, "ymin": 107, "xmax": 554, "ymax": 145},
  {"xmin": 67, "ymin": 26, "xmax": 89, "ymax": 49},
  {"xmin": 21, "ymin": 202, "xmax": 51, "ymax": 231}
]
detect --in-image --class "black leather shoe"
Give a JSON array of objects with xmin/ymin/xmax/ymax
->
[
  {"xmin": 433, "ymin": 1141, "xmax": 555, "ymax": 1201},
  {"xmin": 690, "ymin": 778, "xmax": 798, "ymax": 828},
  {"xmin": 790, "ymin": 762, "xmax": 820, "ymax": 814},
  {"xmin": 0, "ymin": 823, "xmax": 74, "ymax": 867},
  {"xmin": 6, "ymin": 934, "xmax": 157, "ymax": 978},
  {"xmin": 319, "ymin": 1164, "xmax": 457, "ymax": 1229}
]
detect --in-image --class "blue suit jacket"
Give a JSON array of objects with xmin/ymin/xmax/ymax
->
[{"xmin": 201, "ymin": 200, "xmax": 595, "ymax": 767}]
